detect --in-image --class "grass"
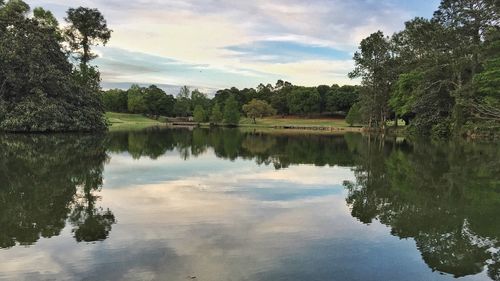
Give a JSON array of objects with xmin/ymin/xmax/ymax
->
[
  {"xmin": 239, "ymin": 116, "xmax": 354, "ymax": 129},
  {"xmin": 106, "ymin": 112, "xmax": 165, "ymax": 130},
  {"xmin": 105, "ymin": 112, "xmax": 363, "ymax": 133}
]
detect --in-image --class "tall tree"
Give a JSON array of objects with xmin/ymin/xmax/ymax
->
[
  {"xmin": 210, "ymin": 102, "xmax": 223, "ymax": 124},
  {"xmin": 223, "ymin": 95, "xmax": 240, "ymax": 125},
  {"xmin": 33, "ymin": 7, "xmax": 58, "ymax": 28},
  {"xmin": 64, "ymin": 7, "xmax": 112, "ymax": 66},
  {"xmin": 349, "ymin": 31, "xmax": 396, "ymax": 128},
  {"xmin": 193, "ymin": 105, "xmax": 206, "ymax": 123},
  {"xmin": 174, "ymin": 86, "xmax": 191, "ymax": 117}
]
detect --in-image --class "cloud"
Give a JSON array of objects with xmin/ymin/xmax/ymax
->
[{"xmin": 26, "ymin": 0, "xmax": 439, "ymax": 89}]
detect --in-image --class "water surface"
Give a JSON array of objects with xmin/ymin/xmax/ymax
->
[{"xmin": 0, "ymin": 128, "xmax": 499, "ymax": 281}]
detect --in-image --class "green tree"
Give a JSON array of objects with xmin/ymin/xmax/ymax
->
[
  {"xmin": 193, "ymin": 105, "xmax": 206, "ymax": 123},
  {"xmin": 0, "ymin": 1, "xmax": 106, "ymax": 132},
  {"xmin": 64, "ymin": 7, "xmax": 112, "ymax": 66},
  {"xmin": 0, "ymin": 0, "xmax": 29, "ymax": 27},
  {"xmin": 210, "ymin": 102, "xmax": 223, "ymax": 124},
  {"xmin": 223, "ymin": 95, "xmax": 240, "ymax": 125},
  {"xmin": 346, "ymin": 103, "xmax": 362, "ymax": 126},
  {"xmin": 102, "ymin": 89, "xmax": 128, "ymax": 112},
  {"xmin": 317, "ymin": 85, "xmax": 331, "ymax": 113},
  {"xmin": 287, "ymin": 87, "xmax": 321, "ymax": 115},
  {"xmin": 33, "ymin": 7, "xmax": 58, "ymax": 29},
  {"xmin": 326, "ymin": 85, "xmax": 360, "ymax": 113},
  {"xmin": 127, "ymin": 85, "xmax": 146, "ymax": 113},
  {"xmin": 190, "ymin": 89, "xmax": 210, "ymax": 111},
  {"xmin": 471, "ymin": 28, "xmax": 500, "ymax": 122},
  {"xmin": 242, "ymin": 99, "xmax": 276, "ymax": 123},
  {"xmin": 174, "ymin": 86, "xmax": 191, "ymax": 117},
  {"xmin": 349, "ymin": 31, "xmax": 396, "ymax": 128},
  {"xmin": 143, "ymin": 85, "xmax": 170, "ymax": 117}
]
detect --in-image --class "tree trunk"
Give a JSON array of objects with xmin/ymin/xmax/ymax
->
[{"xmin": 82, "ymin": 36, "xmax": 89, "ymax": 66}]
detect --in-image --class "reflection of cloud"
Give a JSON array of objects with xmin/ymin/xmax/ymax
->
[
  {"xmin": 0, "ymin": 149, "xmax": 451, "ymax": 280},
  {"xmin": 103, "ymin": 151, "xmax": 355, "ymax": 192}
]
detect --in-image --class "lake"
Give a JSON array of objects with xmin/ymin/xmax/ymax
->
[{"xmin": 0, "ymin": 128, "xmax": 499, "ymax": 281}]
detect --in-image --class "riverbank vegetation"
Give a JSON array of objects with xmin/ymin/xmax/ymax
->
[
  {"xmin": 350, "ymin": 0, "xmax": 500, "ymax": 139},
  {"xmin": 102, "ymin": 81, "xmax": 362, "ymax": 127},
  {"xmin": 0, "ymin": 1, "xmax": 111, "ymax": 132}
]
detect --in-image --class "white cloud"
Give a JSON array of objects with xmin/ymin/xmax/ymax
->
[{"xmin": 26, "ymin": 0, "xmax": 437, "ymax": 88}]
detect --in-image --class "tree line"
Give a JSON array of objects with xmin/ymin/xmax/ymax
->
[
  {"xmin": 102, "ymin": 81, "xmax": 361, "ymax": 125},
  {"xmin": 0, "ymin": 0, "xmax": 110, "ymax": 132},
  {"xmin": 350, "ymin": 0, "xmax": 499, "ymax": 138}
]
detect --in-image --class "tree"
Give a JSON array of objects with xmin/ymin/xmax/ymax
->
[
  {"xmin": 193, "ymin": 105, "xmax": 206, "ymax": 123},
  {"xmin": 0, "ymin": 0, "xmax": 29, "ymax": 27},
  {"xmin": 471, "ymin": 28, "xmax": 500, "ymax": 122},
  {"xmin": 174, "ymin": 86, "xmax": 191, "ymax": 117},
  {"xmin": 158, "ymin": 93, "xmax": 175, "ymax": 117},
  {"xmin": 223, "ymin": 95, "xmax": 240, "ymax": 125},
  {"xmin": 102, "ymin": 89, "xmax": 128, "ymax": 112},
  {"xmin": 346, "ymin": 103, "xmax": 362, "ymax": 126},
  {"xmin": 33, "ymin": 7, "xmax": 58, "ymax": 29},
  {"xmin": 0, "ymin": 1, "xmax": 107, "ymax": 132},
  {"xmin": 242, "ymin": 99, "xmax": 277, "ymax": 123},
  {"xmin": 64, "ymin": 7, "xmax": 112, "ymax": 66},
  {"xmin": 349, "ymin": 31, "xmax": 396, "ymax": 128},
  {"xmin": 190, "ymin": 89, "xmax": 210, "ymax": 111},
  {"xmin": 433, "ymin": 0, "xmax": 500, "ymax": 76},
  {"xmin": 326, "ymin": 85, "xmax": 360, "ymax": 113},
  {"xmin": 143, "ymin": 85, "xmax": 168, "ymax": 117},
  {"xmin": 210, "ymin": 102, "xmax": 223, "ymax": 124},
  {"xmin": 287, "ymin": 87, "xmax": 321, "ymax": 115},
  {"xmin": 317, "ymin": 85, "xmax": 331, "ymax": 113},
  {"xmin": 127, "ymin": 85, "xmax": 146, "ymax": 113}
]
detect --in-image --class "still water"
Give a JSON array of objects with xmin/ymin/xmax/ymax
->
[{"xmin": 0, "ymin": 128, "xmax": 499, "ymax": 281}]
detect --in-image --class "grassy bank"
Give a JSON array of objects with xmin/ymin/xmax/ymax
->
[
  {"xmin": 105, "ymin": 112, "xmax": 363, "ymax": 133},
  {"xmin": 237, "ymin": 117, "xmax": 363, "ymax": 132},
  {"xmin": 240, "ymin": 116, "xmax": 350, "ymax": 127},
  {"xmin": 106, "ymin": 112, "xmax": 165, "ymax": 130}
]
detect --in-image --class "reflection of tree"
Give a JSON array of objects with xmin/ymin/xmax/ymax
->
[
  {"xmin": 106, "ymin": 128, "xmax": 360, "ymax": 169},
  {"xmin": 344, "ymin": 137, "xmax": 500, "ymax": 279},
  {"xmin": 0, "ymin": 134, "xmax": 115, "ymax": 248},
  {"xmin": 69, "ymin": 184, "xmax": 116, "ymax": 242}
]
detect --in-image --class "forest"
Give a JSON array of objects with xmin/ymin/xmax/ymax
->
[{"xmin": 101, "ymin": 82, "xmax": 361, "ymax": 124}]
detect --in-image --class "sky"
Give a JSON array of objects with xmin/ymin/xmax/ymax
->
[{"xmin": 27, "ymin": 0, "xmax": 440, "ymax": 94}]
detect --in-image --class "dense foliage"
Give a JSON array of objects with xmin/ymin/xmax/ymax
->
[
  {"xmin": 350, "ymin": 0, "xmax": 500, "ymax": 138},
  {"xmin": 102, "ymin": 81, "xmax": 361, "ymax": 125},
  {"xmin": 0, "ymin": 0, "xmax": 108, "ymax": 132}
]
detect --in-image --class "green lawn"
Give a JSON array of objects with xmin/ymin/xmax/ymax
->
[
  {"xmin": 105, "ymin": 113, "xmax": 359, "ymax": 132},
  {"xmin": 106, "ymin": 112, "xmax": 165, "ymax": 130},
  {"xmin": 239, "ymin": 116, "xmax": 352, "ymax": 128}
]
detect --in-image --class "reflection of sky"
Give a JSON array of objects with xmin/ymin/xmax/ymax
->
[{"xmin": 0, "ymin": 150, "xmax": 487, "ymax": 281}]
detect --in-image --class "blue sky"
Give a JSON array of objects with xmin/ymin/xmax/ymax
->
[{"xmin": 28, "ymin": 0, "xmax": 440, "ymax": 94}]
